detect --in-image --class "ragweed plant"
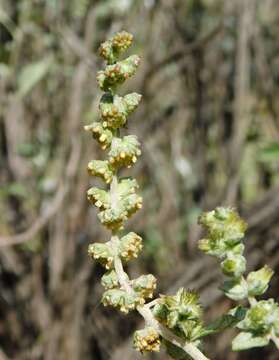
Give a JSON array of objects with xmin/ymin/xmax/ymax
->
[{"xmin": 85, "ymin": 32, "xmax": 279, "ymax": 359}]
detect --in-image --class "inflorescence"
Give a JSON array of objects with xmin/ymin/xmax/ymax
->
[{"xmin": 85, "ymin": 31, "xmax": 279, "ymax": 360}]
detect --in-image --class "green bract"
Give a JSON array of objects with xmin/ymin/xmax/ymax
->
[
  {"xmin": 153, "ymin": 289, "xmax": 203, "ymax": 341},
  {"xmin": 247, "ymin": 265, "xmax": 274, "ymax": 296}
]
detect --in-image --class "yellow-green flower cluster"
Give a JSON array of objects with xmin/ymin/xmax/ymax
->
[
  {"xmin": 86, "ymin": 32, "xmax": 157, "ymax": 317},
  {"xmin": 134, "ymin": 327, "xmax": 161, "ymax": 353},
  {"xmin": 97, "ymin": 55, "xmax": 141, "ymax": 91},
  {"xmin": 87, "ymin": 160, "xmax": 114, "ymax": 184},
  {"xmin": 199, "ymin": 207, "xmax": 279, "ymax": 351},
  {"xmin": 99, "ymin": 31, "xmax": 133, "ymax": 64},
  {"xmin": 100, "ymin": 93, "xmax": 142, "ymax": 129},
  {"xmin": 87, "ymin": 179, "xmax": 142, "ymax": 231}
]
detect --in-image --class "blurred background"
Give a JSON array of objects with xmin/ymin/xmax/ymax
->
[{"xmin": 0, "ymin": 0, "xmax": 279, "ymax": 359}]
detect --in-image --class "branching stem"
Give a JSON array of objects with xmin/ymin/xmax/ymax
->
[{"xmin": 109, "ymin": 174, "xmax": 209, "ymax": 360}]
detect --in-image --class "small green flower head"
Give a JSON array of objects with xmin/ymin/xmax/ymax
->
[
  {"xmin": 112, "ymin": 31, "xmax": 133, "ymax": 52},
  {"xmin": 99, "ymin": 31, "xmax": 133, "ymax": 64},
  {"xmin": 102, "ymin": 289, "xmax": 144, "ymax": 313},
  {"xmin": 119, "ymin": 232, "xmax": 143, "ymax": 261},
  {"xmin": 84, "ymin": 122, "xmax": 113, "ymax": 150},
  {"xmin": 134, "ymin": 327, "xmax": 161, "ymax": 353},
  {"xmin": 237, "ymin": 299, "xmax": 279, "ymax": 334},
  {"xmin": 132, "ymin": 274, "xmax": 157, "ymax": 300},
  {"xmin": 221, "ymin": 253, "xmax": 246, "ymax": 278},
  {"xmin": 100, "ymin": 92, "xmax": 142, "ymax": 129},
  {"xmin": 98, "ymin": 207, "xmax": 126, "ymax": 231},
  {"xmin": 97, "ymin": 55, "xmax": 141, "ymax": 91},
  {"xmin": 88, "ymin": 242, "xmax": 114, "ymax": 269},
  {"xmin": 199, "ymin": 207, "xmax": 247, "ymax": 259},
  {"xmin": 247, "ymin": 265, "xmax": 274, "ymax": 297},
  {"xmin": 87, "ymin": 160, "xmax": 114, "ymax": 184},
  {"xmin": 108, "ymin": 135, "xmax": 141, "ymax": 168},
  {"xmin": 87, "ymin": 188, "xmax": 110, "ymax": 210},
  {"xmin": 101, "ymin": 270, "xmax": 119, "ymax": 289}
]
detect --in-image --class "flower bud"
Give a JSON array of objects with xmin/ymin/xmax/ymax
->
[
  {"xmin": 87, "ymin": 187, "xmax": 110, "ymax": 210},
  {"xmin": 102, "ymin": 289, "xmax": 143, "ymax": 313},
  {"xmin": 198, "ymin": 207, "xmax": 247, "ymax": 259},
  {"xmin": 100, "ymin": 92, "xmax": 141, "ymax": 129},
  {"xmin": 134, "ymin": 327, "xmax": 161, "ymax": 353},
  {"xmin": 237, "ymin": 299, "xmax": 279, "ymax": 334},
  {"xmin": 109, "ymin": 135, "xmax": 141, "ymax": 168},
  {"xmin": 221, "ymin": 253, "xmax": 246, "ymax": 278},
  {"xmin": 132, "ymin": 274, "xmax": 157, "ymax": 300},
  {"xmin": 247, "ymin": 265, "xmax": 274, "ymax": 297},
  {"xmin": 101, "ymin": 270, "xmax": 119, "ymax": 289},
  {"xmin": 88, "ymin": 242, "xmax": 114, "ymax": 269},
  {"xmin": 87, "ymin": 160, "xmax": 114, "ymax": 184},
  {"xmin": 112, "ymin": 31, "xmax": 133, "ymax": 52},
  {"xmin": 98, "ymin": 207, "xmax": 126, "ymax": 231},
  {"xmin": 84, "ymin": 122, "xmax": 113, "ymax": 149},
  {"xmin": 124, "ymin": 93, "xmax": 142, "ymax": 113},
  {"xmin": 98, "ymin": 31, "xmax": 133, "ymax": 64},
  {"xmin": 119, "ymin": 232, "xmax": 143, "ymax": 261},
  {"xmin": 97, "ymin": 55, "xmax": 141, "ymax": 91}
]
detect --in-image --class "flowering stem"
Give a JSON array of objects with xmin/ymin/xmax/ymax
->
[{"xmin": 109, "ymin": 174, "xmax": 209, "ymax": 359}]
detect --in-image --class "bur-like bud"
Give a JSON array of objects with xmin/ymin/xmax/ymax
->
[
  {"xmin": 132, "ymin": 274, "xmax": 157, "ymax": 300},
  {"xmin": 221, "ymin": 253, "xmax": 246, "ymax": 278},
  {"xmin": 247, "ymin": 265, "xmax": 274, "ymax": 297},
  {"xmin": 97, "ymin": 55, "xmax": 141, "ymax": 91},
  {"xmin": 134, "ymin": 327, "xmax": 161, "ymax": 353},
  {"xmin": 102, "ymin": 289, "xmax": 144, "ymax": 313},
  {"xmin": 87, "ymin": 187, "xmax": 110, "ymax": 210},
  {"xmin": 222, "ymin": 278, "xmax": 248, "ymax": 301},
  {"xmin": 87, "ymin": 160, "xmax": 114, "ymax": 184},
  {"xmin": 100, "ymin": 92, "xmax": 142, "ymax": 129},
  {"xmin": 109, "ymin": 135, "xmax": 141, "ymax": 167},
  {"xmin": 101, "ymin": 270, "xmax": 119, "ymax": 289},
  {"xmin": 119, "ymin": 232, "xmax": 143, "ymax": 261},
  {"xmin": 84, "ymin": 122, "xmax": 113, "ymax": 149},
  {"xmin": 88, "ymin": 242, "xmax": 114, "ymax": 269}
]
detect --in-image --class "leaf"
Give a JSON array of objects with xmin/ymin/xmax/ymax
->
[
  {"xmin": 196, "ymin": 307, "xmax": 247, "ymax": 339},
  {"xmin": 258, "ymin": 143, "xmax": 279, "ymax": 163},
  {"xmin": 17, "ymin": 56, "xmax": 53, "ymax": 97},
  {"xmin": 232, "ymin": 331, "xmax": 269, "ymax": 351},
  {"xmin": 164, "ymin": 340, "xmax": 192, "ymax": 360}
]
